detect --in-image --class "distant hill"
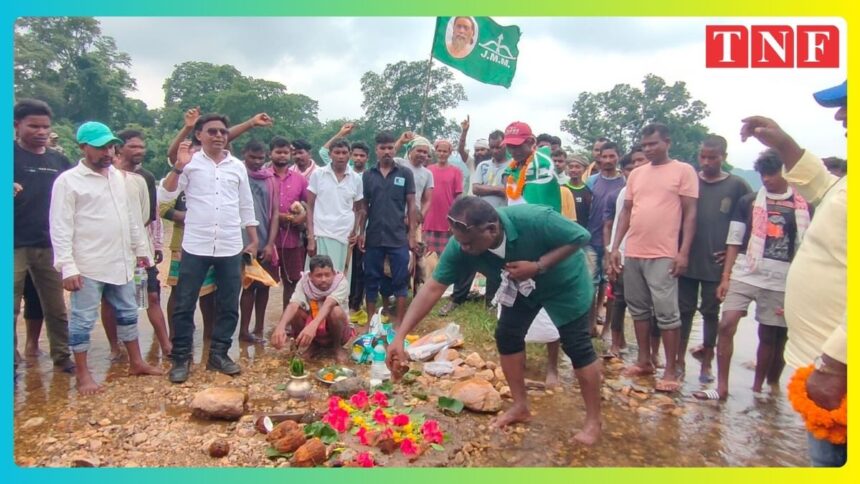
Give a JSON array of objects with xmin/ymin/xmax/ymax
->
[{"xmin": 731, "ymin": 167, "xmax": 761, "ymax": 191}]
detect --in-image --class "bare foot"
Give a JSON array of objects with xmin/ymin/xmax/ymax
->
[
  {"xmin": 334, "ymin": 347, "xmax": 350, "ymax": 365},
  {"xmin": 572, "ymin": 420, "xmax": 601, "ymax": 445},
  {"xmin": 622, "ymin": 363, "xmax": 655, "ymax": 377},
  {"xmin": 238, "ymin": 332, "xmax": 259, "ymax": 343},
  {"xmin": 108, "ymin": 349, "xmax": 125, "ymax": 362},
  {"xmin": 491, "ymin": 405, "xmax": 532, "ymax": 428},
  {"xmin": 545, "ymin": 371, "xmax": 560, "ymax": 389},
  {"xmin": 161, "ymin": 342, "xmax": 173, "ymax": 358},
  {"xmin": 752, "ymin": 383, "xmax": 763, "ymax": 393},
  {"xmin": 25, "ymin": 345, "xmax": 44, "ymax": 357},
  {"xmin": 75, "ymin": 375, "xmax": 103, "ymax": 395},
  {"xmin": 129, "ymin": 362, "xmax": 164, "ymax": 376},
  {"xmin": 252, "ymin": 331, "xmax": 266, "ymax": 344}
]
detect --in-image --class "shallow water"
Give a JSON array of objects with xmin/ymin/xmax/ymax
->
[{"xmin": 13, "ymin": 280, "xmax": 808, "ymax": 467}]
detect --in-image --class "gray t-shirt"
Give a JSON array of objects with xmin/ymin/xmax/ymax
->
[
  {"xmin": 685, "ymin": 174, "xmax": 752, "ymax": 281},
  {"xmin": 472, "ymin": 159, "xmax": 508, "ymax": 208},
  {"xmin": 244, "ymin": 176, "xmax": 273, "ymax": 248},
  {"xmin": 396, "ymin": 157, "xmax": 434, "ymax": 210}
]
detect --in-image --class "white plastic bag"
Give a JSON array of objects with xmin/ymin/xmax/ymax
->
[
  {"xmin": 406, "ymin": 323, "xmax": 464, "ymax": 361},
  {"xmin": 496, "ymin": 306, "xmax": 559, "ymax": 344},
  {"xmin": 423, "ymin": 361, "xmax": 455, "ymax": 376}
]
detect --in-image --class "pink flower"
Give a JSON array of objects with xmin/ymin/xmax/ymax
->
[
  {"xmin": 355, "ymin": 451, "xmax": 375, "ymax": 468},
  {"xmin": 323, "ymin": 408, "xmax": 350, "ymax": 433},
  {"xmin": 371, "ymin": 391, "xmax": 389, "ymax": 408},
  {"xmin": 349, "ymin": 390, "xmax": 370, "ymax": 410},
  {"xmin": 421, "ymin": 420, "xmax": 444, "ymax": 444},
  {"xmin": 392, "ymin": 414, "xmax": 410, "ymax": 427},
  {"xmin": 356, "ymin": 426, "xmax": 371, "ymax": 446},
  {"xmin": 400, "ymin": 438, "xmax": 419, "ymax": 456},
  {"xmin": 372, "ymin": 408, "xmax": 389, "ymax": 425},
  {"xmin": 328, "ymin": 396, "xmax": 343, "ymax": 412}
]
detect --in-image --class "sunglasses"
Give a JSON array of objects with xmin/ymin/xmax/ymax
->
[
  {"xmin": 205, "ymin": 128, "xmax": 229, "ymax": 137},
  {"xmin": 447, "ymin": 215, "xmax": 495, "ymax": 232}
]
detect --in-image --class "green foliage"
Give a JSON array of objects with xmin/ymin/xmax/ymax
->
[
  {"xmin": 560, "ymin": 74, "xmax": 710, "ymax": 164},
  {"xmin": 302, "ymin": 422, "xmax": 339, "ymax": 445},
  {"xmin": 360, "ymin": 60, "xmax": 466, "ymax": 141},
  {"xmin": 437, "ymin": 397, "xmax": 464, "ymax": 415}
]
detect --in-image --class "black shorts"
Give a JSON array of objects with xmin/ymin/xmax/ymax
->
[
  {"xmin": 146, "ymin": 266, "xmax": 160, "ymax": 294},
  {"xmin": 495, "ymin": 295, "xmax": 597, "ymax": 369}
]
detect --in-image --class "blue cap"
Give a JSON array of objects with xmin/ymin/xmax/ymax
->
[
  {"xmin": 813, "ymin": 80, "xmax": 847, "ymax": 108},
  {"xmin": 76, "ymin": 121, "xmax": 122, "ymax": 148}
]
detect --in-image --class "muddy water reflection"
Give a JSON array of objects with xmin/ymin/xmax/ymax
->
[{"xmin": 14, "ymin": 285, "xmax": 808, "ymax": 466}]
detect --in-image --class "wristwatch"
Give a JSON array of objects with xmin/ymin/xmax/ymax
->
[
  {"xmin": 535, "ymin": 260, "xmax": 546, "ymax": 274},
  {"xmin": 172, "ymin": 167, "xmax": 184, "ymax": 175},
  {"xmin": 814, "ymin": 355, "xmax": 846, "ymax": 376}
]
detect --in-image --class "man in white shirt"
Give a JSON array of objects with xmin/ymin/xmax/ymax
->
[
  {"xmin": 50, "ymin": 121, "xmax": 161, "ymax": 395},
  {"xmin": 159, "ymin": 113, "xmax": 259, "ymax": 383},
  {"xmin": 306, "ymin": 138, "xmax": 365, "ymax": 287}
]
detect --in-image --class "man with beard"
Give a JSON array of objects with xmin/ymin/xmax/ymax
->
[
  {"xmin": 159, "ymin": 114, "xmax": 259, "ymax": 383},
  {"xmin": 290, "ymin": 139, "xmax": 316, "ymax": 180},
  {"xmin": 447, "ymin": 16, "xmax": 476, "ymax": 59},
  {"xmin": 359, "ymin": 132, "xmax": 417, "ymax": 325},
  {"xmin": 270, "ymin": 135, "xmax": 309, "ymax": 308},
  {"xmin": 51, "ymin": 122, "xmax": 161, "ymax": 394},
  {"xmin": 585, "ymin": 136, "xmax": 610, "ymax": 182}
]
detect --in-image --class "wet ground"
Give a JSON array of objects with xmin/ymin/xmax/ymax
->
[{"xmin": 13, "ymin": 275, "xmax": 809, "ymax": 467}]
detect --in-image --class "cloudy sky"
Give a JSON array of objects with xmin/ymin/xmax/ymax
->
[{"xmin": 98, "ymin": 17, "xmax": 847, "ymax": 169}]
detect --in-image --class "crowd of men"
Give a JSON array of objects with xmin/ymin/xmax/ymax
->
[{"xmin": 13, "ymin": 79, "xmax": 846, "ymax": 463}]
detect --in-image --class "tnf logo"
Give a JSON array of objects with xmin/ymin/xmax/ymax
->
[{"xmin": 706, "ymin": 25, "xmax": 839, "ymax": 68}]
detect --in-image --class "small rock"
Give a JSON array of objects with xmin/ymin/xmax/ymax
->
[
  {"xmin": 437, "ymin": 379, "xmax": 455, "ymax": 392},
  {"xmin": 452, "ymin": 366, "xmax": 476, "ymax": 380},
  {"xmin": 453, "ymin": 452, "xmax": 466, "ymax": 465},
  {"xmin": 236, "ymin": 426, "xmax": 256, "ymax": 438},
  {"xmin": 450, "ymin": 378, "xmax": 502, "ymax": 412},
  {"xmin": 329, "ymin": 377, "xmax": 368, "ymax": 398},
  {"xmin": 132, "ymin": 433, "xmax": 148, "ymax": 446},
  {"xmin": 213, "ymin": 373, "xmax": 233, "ymax": 385},
  {"xmin": 499, "ymin": 386, "xmax": 512, "ymax": 398},
  {"xmin": 485, "ymin": 361, "xmax": 497, "ymax": 370},
  {"xmin": 464, "ymin": 352, "xmax": 485, "ymax": 369},
  {"xmin": 636, "ymin": 406, "xmax": 654, "ymax": 416},
  {"xmin": 190, "ymin": 387, "xmax": 249, "ymax": 420},
  {"xmin": 493, "ymin": 368, "xmax": 506, "ymax": 382},
  {"xmin": 442, "ymin": 349, "xmax": 460, "ymax": 361},
  {"xmin": 670, "ymin": 407, "xmax": 685, "ymax": 417},
  {"xmin": 89, "ymin": 439, "xmax": 102, "ymax": 451},
  {"xmin": 43, "ymin": 437, "xmax": 58, "ymax": 445},
  {"xmin": 208, "ymin": 439, "xmax": 230, "ymax": 458},
  {"xmin": 21, "ymin": 417, "xmax": 45, "ymax": 430},
  {"xmin": 71, "ymin": 456, "xmax": 100, "ymax": 467},
  {"xmin": 98, "ymin": 419, "xmax": 111, "ymax": 427},
  {"xmin": 475, "ymin": 369, "xmax": 495, "ymax": 382}
]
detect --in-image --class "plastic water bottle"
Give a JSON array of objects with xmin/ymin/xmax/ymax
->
[
  {"xmin": 134, "ymin": 266, "xmax": 148, "ymax": 310},
  {"xmin": 369, "ymin": 341, "xmax": 390, "ymax": 387}
]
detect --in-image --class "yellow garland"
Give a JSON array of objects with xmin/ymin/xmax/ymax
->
[
  {"xmin": 505, "ymin": 152, "xmax": 534, "ymax": 200},
  {"xmin": 787, "ymin": 364, "xmax": 847, "ymax": 444}
]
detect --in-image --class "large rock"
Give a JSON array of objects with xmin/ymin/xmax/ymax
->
[
  {"xmin": 449, "ymin": 378, "xmax": 502, "ymax": 413},
  {"xmin": 190, "ymin": 387, "xmax": 248, "ymax": 420},
  {"xmin": 475, "ymin": 369, "xmax": 495, "ymax": 382},
  {"xmin": 452, "ymin": 366, "xmax": 476, "ymax": 380},
  {"xmin": 329, "ymin": 377, "xmax": 368, "ymax": 398}
]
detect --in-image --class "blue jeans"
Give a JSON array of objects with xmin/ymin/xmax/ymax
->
[
  {"xmin": 807, "ymin": 432, "xmax": 847, "ymax": 467},
  {"xmin": 69, "ymin": 277, "xmax": 138, "ymax": 353},
  {"xmin": 171, "ymin": 250, "xmax": 242, "ymax": 360},
  {"xmin": 364, "ymin": 245, "xmax": 410, "ymax": 304}
]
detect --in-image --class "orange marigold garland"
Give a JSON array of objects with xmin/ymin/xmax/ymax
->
[
  {"xmin": 505, "ymin": 152, "xmax": 534, "ymax": 200},
  {"xmin": 309, "ymin": 300, "xmax": 320, "ymax": 318},
  {"xmin": 787, "ymin": 364, "xmax": 847, "ymax": 445}
]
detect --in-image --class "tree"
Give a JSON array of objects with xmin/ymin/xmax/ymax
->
[
  {"xmin": 560, "ymin": 74, "xmax": 710, "ymax": 164},
  {"xmin": 14, "ymin": 17, "xmax": 140, "ymax": 128},
  {"xmin": 360, "ymin": 60, "xmax": 466, "ymax": 141}
]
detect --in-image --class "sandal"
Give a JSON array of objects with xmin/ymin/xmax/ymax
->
[{"xmin": 693, "ymin": 389, "xmax": 722, "ymax": 401}]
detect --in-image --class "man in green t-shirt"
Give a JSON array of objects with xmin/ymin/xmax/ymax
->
[{"xmin": 386, "ymin": 197, "xmax": 602, "ymax": 445}]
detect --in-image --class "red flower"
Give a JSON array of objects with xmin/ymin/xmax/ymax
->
[
  {"xmin": 421, "ymin": 420, "xmax": 444, "ymax": 444},
  {"xmin": 323, "ymin": 407, "xmax": 350, "ymax": 433},
  {"xmin": 371, "ymin": 391, "xmax": 389, "ymax": 408},
  {"xmin": 392, "ymin": 414, "xmax": 410, "ymax": 427},
  {"xmin": 355, "ymin": 451, "xmax": 375, "ymax": 468},
  {"xmin": 372, "ymin": 408, "xmax": 389, "ymax": 425},
  {"xmin": 328, "ymin": 396, "xmax": 343, "ymax": 412},
  {"xmin": 400, "ymin": 438, "xmax": 419, "ymax": 456},
  {"xmin": 349, "ymin": 390, "xmax": 370, "ymax": 410}
]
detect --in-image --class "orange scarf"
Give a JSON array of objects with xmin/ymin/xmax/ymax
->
[{"xmin": 505, "ymin": 152, "xmax": 534, "ymax": 200}]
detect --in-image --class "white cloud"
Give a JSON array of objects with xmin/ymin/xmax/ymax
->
[{"xmin": 99, "ymin": 16, "xmax": 847, "ymax": 169}]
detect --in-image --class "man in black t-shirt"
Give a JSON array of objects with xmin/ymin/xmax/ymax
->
[
  {"xmin": 13, "ymin": 99, "xmax": 74, "ymax": 372},
  {"xmin": 678, "ymin": 136, "xmax": 752, "ymax": 383}
]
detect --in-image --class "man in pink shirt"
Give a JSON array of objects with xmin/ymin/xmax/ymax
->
[
  {"xmin": 609, "ymin": 123, "xmax": 698, "ymax": 392},
  {"xmin": 424, "ymin": 140, "xmax": 464, "ymax": 255}
]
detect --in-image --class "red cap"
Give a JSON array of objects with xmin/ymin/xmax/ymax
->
[{"xmin": 502, "ymin": 121, "xmax": 533, "ymax": 146}]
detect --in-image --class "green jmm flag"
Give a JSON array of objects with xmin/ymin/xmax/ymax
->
[{"xmin": 431, "ymin": 16, "xmax": 521, "ymax": 88}]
